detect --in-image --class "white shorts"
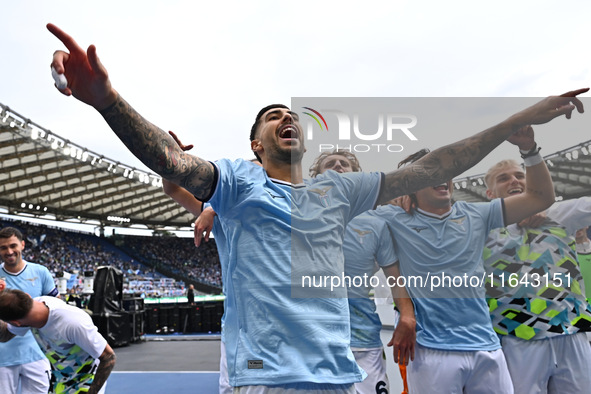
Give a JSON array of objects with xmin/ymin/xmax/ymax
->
[
  {"xmin": 220, "ymin": 341, "xmax": 232, "ymax": 394},
  {"xmin": 501, "ymin": 332, "xmax": 591, "ymax": 394},
  {"xmin": 232, "ymin": 383, "xmax": 355, "ymax": 394},
  {"xmin": 407, "ymin": 344, "xmax": 513, "ymax": 394},
  {"xmin": 352, "ymin": 347, "xmax": 389, "ymax": 394},
  {"xmin": 0, "ymin": 358, "xmax": 51, "ymax": 394}
]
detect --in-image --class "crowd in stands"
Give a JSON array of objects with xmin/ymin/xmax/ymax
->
[
  {"xmin": 117, "ymin": 235, "xmax": 222, "ymax": 287},
  {"xmin": 0, "ymin": 218, "xmax": 222, "ymax": 298}
]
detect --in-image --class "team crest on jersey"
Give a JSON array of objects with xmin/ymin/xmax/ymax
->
[
  {"xmin": 450, "ymin": 216, "xmax": 467, "ymax": 231},
  {"xmin": 411, "ymin": 226, "xmax": 428, "ymax": 233},
  {"xmin": 25, "ymin": 277, "xmax": 38, "ymax": 286},
  {"xmin": 351, "ymin": 228, "xmax": 372, "ymax": 244},
  {"xmin": 309, "ymin": 186, "xmax": 333, "ymax": 207}
]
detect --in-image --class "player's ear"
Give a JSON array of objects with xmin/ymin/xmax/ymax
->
[
  {"xmin": 8, "ymin": 320, "xmax": 22, "ymax": 327},
  {"xmin": 251, "ymin": 139, "xmax": 263, "ymax": 155}
]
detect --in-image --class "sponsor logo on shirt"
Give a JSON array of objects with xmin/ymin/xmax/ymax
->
[{"xmin": 264, "ymin": 189, "xmax": 285, "ymax": 199}]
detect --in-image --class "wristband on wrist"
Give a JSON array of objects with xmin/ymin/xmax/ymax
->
[
  {"xmin": 519, "ymin": 143, "xmax": 541, "ymax": 158},
  {"xmin": 523, "ymin": 151, "xmax": 543, "ymax": 167}
]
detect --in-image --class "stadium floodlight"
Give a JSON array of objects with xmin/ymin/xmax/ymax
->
[
  {"xmin": 107, "ymin": 216, "xmax": 131, "ymax": 223},
  {"xmin": 151, "ymin": 178, "xmax": 162, "ymax": 187}
]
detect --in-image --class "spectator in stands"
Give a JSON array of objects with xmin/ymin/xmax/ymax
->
[{"xmin": 67, "ymin": 287, "xmax": 83, "ymax": 308}]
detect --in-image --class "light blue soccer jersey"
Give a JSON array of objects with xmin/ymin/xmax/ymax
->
[
  {"xmin": 371, "ymin": 199, "xmax": 505, "ymax": 351},
  {"xmin": 209, "ymin": 209, "xmax": 229, "ymax": 343},
  {"xmin": 343, "ymin": 213, "xmax": 397, "ymax": 349},
  {"xmin": 208, "ymin": 159, "xmax": 382, "ymax": 386},
  {"xmin": 1, "ymin": 261, "xmax": 58, "ymax": 366},
  {"xmin": 204, "ymin": 161, "xmax": 258, "ymax": 344}
]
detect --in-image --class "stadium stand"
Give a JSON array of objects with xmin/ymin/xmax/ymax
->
[{"xmin": 0, "ymin": 218, "xmax": 223, "ymax": 297}]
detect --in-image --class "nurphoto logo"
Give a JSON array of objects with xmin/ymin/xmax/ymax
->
[{"xmin": 301, "ymin": 107, "xmax": 418, "ymax": 153}]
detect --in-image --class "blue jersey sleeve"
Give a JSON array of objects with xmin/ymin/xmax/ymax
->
[
  {"xmin": 208, "ymin": 159, "xmax": 264, "ymax": 217},
  {"xmin": 40, "ymin": 267, "xmax": 58, "ymax": 296},
  {"xmin": 321, "ymin": 171, "xmax": 383, "ymax": 222}
]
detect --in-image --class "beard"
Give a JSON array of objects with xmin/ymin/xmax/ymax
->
[{"xmin": 268, "ymin": 143, "xmax": 305, "ymax": 165}]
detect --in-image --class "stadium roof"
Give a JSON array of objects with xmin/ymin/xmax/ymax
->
[
  {"xmin": 0, "ymin": 103, "xmax": 195, "ymax": 231},
  {"xmin": 1, "ymin": 102, "xmax": 591, "ymax": 231}
]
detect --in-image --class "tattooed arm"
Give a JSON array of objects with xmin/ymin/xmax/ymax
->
[
  {"xmin": 99, "ymin": 96, "xmax": 215, "ymax": 200},
  {"xmin": 377, "ymin": 89, "xmax": 587, "ymax": 205},
  {"xmin": 87, "ymin": 344, "xmax": 116, "ymax": 394},
  {"xmin": 47, "ymin": 24, "xmax": 215, "ymax": 200},
  {"xmin": 0, "ymin": 320, "xmax": 16, "ymax": 342}
]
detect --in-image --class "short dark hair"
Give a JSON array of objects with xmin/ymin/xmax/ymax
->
[
  {"xmin": 0, "ymin": 289, "xmax": 33, "ymax": 321},
  {"xmin": 0, "ymin": 227, "xmax": 23, "ymax": 241},
  {"xmin": 250, "ymin": 104, "xmax": 289, "ymax": 163},
  {"xmin": 397, "ymin": 148, "xmax": 431, "ymax": 209}
]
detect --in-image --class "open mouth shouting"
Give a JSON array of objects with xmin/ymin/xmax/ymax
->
[
  {"xmin": 278, "ymin": 124, "xmax": 299, "ymax": 143},
  {"xmin": 507, "ymin": 187, "xmax": 523, "ymax": 196},
  {"xmin": 433, "ymin": 183, "xmax": 449, "ymax": 192}
]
